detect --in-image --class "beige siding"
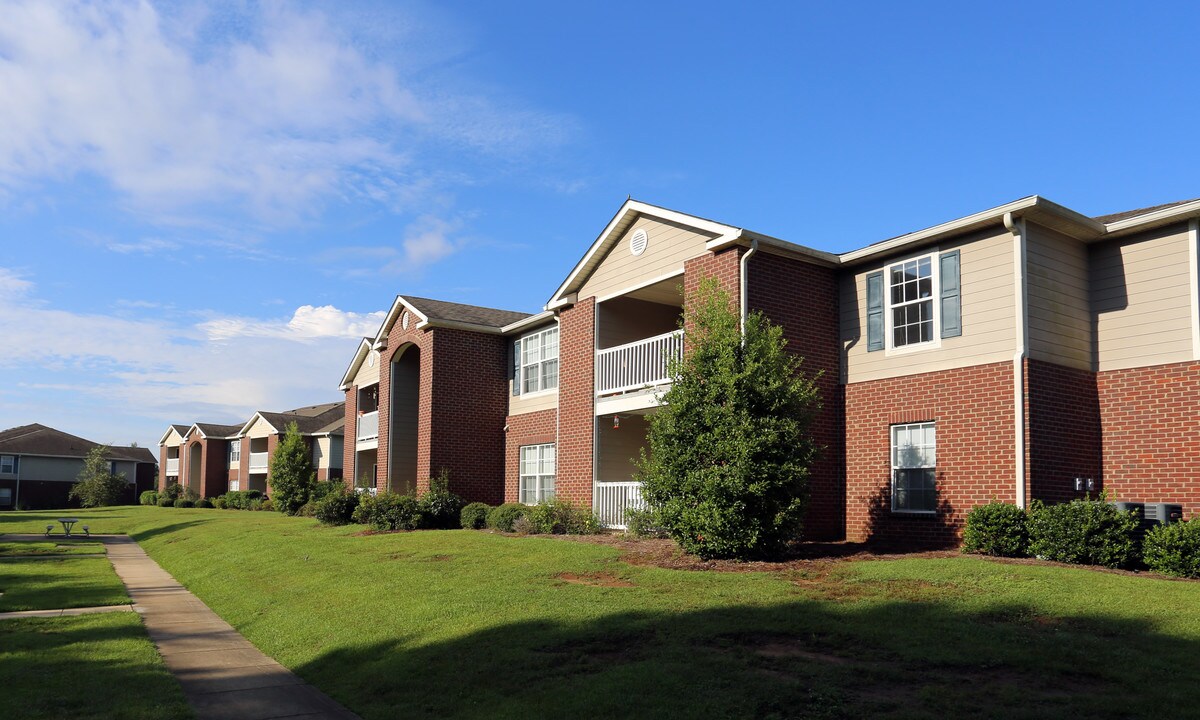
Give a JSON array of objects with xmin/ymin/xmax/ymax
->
[
  {"xmin": 246, "ymin": 416, "xmax": 274, "ymax": 439},
  {"xmin": 351, "ymin": 350, "xmax": 380, "ymax": 388},
  {"xmin": 162, "ymin": 428, "xmax": 183, "ymax": 447},
  {"xmin": 313, "ymin": 436, "xmax": 343, "ymax": 470},
  {"xmin": 1092, "ymin": 223, "xmax": 1194, "ymax": 371},
  {"xmin": 597, "ymin": 296, "xmax": 681, "ymax": 349},
  {"xmin": 578, "ymin": 215, "xmax": 714, "ymax": 301},
  {"xmin": 596, "ymin": 413, "xmax": 649, "ymax": 483},
  {"xmin": 1026, "ymin": 223, "xmax": 1092, "ymax": 370},
  {"xmin": 842, "ymin": 227, "xmax": 1015, "ymax": 383}
]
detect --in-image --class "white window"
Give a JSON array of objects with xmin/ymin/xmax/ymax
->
[
  {"xmin": 520, "ymin": 327, "xmax": 559, "ymax": 394},
  {"xmin": 887, "ymin": 254, "xmax": 938, "ymax": 349},
  {"xmin": 519, "ymin": 444, "xmax": 556, "ymax": 504},
  {"xmin": 229, "ymin": 479, "xmax": 240, "ymax": 492},
  {"xmin": 891, "ymin": 422, "xmax": 937, "ymax": 513},
  {"xmin": 0, "ymin": 455, "xmax": 14, "ymax": 474},
  {"xmin": 229, "ymin": 442, "xmax": 241, "ymax": 465}
]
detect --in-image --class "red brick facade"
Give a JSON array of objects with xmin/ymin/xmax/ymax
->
[
  {"xmin": 556, "ymin": 299, "xmax": 596, "ymax": 505},
  {"xmin": 504, "ymin": 407, "xmax": 557, "ymax": 503},
  {"xmin": 1026, "ymin": 359, "xmax": 1102, "ymax": 505},
  {"xmin": 845, "ymin": 361, "xmax": 1016, "ymax": 547},
  {"xmin": 1098, "ymin": 360, "xmax": 1200, "ymax": 519}
]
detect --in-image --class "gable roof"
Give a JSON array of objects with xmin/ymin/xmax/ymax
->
[
  {"xmin": 158, "ymin": 424, "xmax": 190, "ymax": 446},
  {"xmin": 0, "ymin": 423, "xmax": 155, "ymax": 463},
  {"xmin": 189, "ymin": 422, "xmax": 243, "ymax": 439},
  {"xmin": 240, "ymin": 402, "xmax": 345, "ymax": 436},
  {"xmin": 338, "ymin": 337, "xmax": 375, "ymax": 391},
  {"xmin": 372, "ymin": 295, "xmax": 532, "ymax": 347},
  {"xmin": 1094, "ymin": 198, "xmax": 1200, "ymax": 224}
]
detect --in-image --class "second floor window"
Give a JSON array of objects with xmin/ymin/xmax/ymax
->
[
  {"xmin": 519, "ymin": 326, "xmax": 559, "ymax": 394},
  {"xmin": 229, "ymin": 443, "xmax": 241, "ymax": 464},
  {"xmin": 867, "ymin": 250, "xmax": 960, "ymax": 352},
  {"xmin": 889, "ymin": 255, "xmax": 935, "ymax": 347},
  {"xmin": 0, "ymin": 455, "xmax": 14, "ymax": 474}
]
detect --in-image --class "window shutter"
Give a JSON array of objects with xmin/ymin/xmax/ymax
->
[
  {"xmin": 940, "ymin": 250, "xmax": 961, "ymax": 338},
  {"xmin": 866, "ymin": 271, "xmax": 884, "ymax": 351},
  {"xmin": 512, "ymin": 338, "xmax": 522, "ymax": 396}
]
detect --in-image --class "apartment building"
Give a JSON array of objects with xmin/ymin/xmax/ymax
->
[{"xmin": 342, "ymin": 195, "xmax": 1200, "ymax": 544}]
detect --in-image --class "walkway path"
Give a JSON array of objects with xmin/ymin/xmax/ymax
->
[{"xmin": 4, "ymin": 534, "xmax": 360, "ymax": 720}]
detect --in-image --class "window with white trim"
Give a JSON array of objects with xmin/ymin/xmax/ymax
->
[
  {"xmin": 229, "ymin": 442, "xmax": 241, "ymax": 465},
  {"xmin": 891, "ymin": 422, "xmax": 937, "ymax": 513},
  {"xmin": 229, "ymin": 479, "xmax": 241, "ymax": 492},
  {"xmin": 888, "ymin": 254, "xmax": 936, "ymax": 348},
  {"xmin": 0, "ymin": 455, "xmax": 14, "ymax": 474},
  {"xmin": 520, "ymin": 327, "xmax": 559, "ymax": 394},
  {"xmin": 519, "ymin": 443, "xmax": 556, "ymax": 504}
]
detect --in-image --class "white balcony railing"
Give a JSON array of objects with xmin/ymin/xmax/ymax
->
[
  {"xmin": 594, "ymin": 481, "xmax": 646, "ymax": 530},
  {"xmin": 165, "ymin": 458, "xmax": 179, "ymax": 475},
  {"xmin": 249, "ymin": 451, "xmax": 269, "ymax": 472},
  {"xmin": 357, "ymin": 411, "xmax": 379, "ymax": 441},
  {"xmin": 595, "ymin": 330, "xmax": 683, "ymax": 396}
]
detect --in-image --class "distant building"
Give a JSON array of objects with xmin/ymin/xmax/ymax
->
[{"xmin": 0, "ymin": 423, "xmax": 157, "ymax": 510}]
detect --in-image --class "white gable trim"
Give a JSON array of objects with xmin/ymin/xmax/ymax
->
[
  {"xmin": 238, "ymin": 412, "xmax": 279, "ymax": 437},
  {"xmin": 372, "ymin": 296, "xmax": 430, "ymax": 349},
  {"xmin": 339, "ymin": 337, "xmax": 374, "ymax": 391}
]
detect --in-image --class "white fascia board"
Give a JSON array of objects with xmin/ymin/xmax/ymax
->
[
  {"xmin": 501, "ymin": 310, "xmax": 556, "ymax": 334},
  {"xmin": 373, "ymin": 296, "xmax": 431, "ymax": 347},
  {"xmin": 237, "ymin": 412, "xmax": 277, "ymax": 437},
  {"xmin": 157, "ymin": 426, "xmax": 182, "ymax": 446},
  {"xmin": 706, "ymin": 230, "xmax": 840, "ymax": 267},
  {"xmin": 338, "ymin": 338, "xmax": 373, "ymax": 391},
  {"xmin": 1103, "ymin": 200, "xmax": 1200, "ymax": 237},
  {"xmin": 546, "ymin": 199, "xmax": 741, "ymax": 308},
  {"xmin": 184, "ymin": 424, "xmax": 204, "ymax": 440}
]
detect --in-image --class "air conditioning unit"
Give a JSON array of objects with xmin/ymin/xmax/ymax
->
[{"xmin": 1144, "ymin": 503, "xmax": 1183, "ymax": 526}]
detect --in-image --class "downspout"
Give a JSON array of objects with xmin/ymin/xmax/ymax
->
[
  {"xmin": 739, "ymin": 237, "xmax": 760, "ymax": 347},
  {"xmin": 1004, "ymin": 212, "xmax": 1028, "ymax": 508}
]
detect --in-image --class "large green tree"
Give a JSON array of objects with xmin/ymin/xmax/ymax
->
[
  {"xmin": 69, "ymin": 445, "xmax": 129, "ymax": 507},
  {"xmin": 636, "ymin": 277, "xmax": 821, "ymax": 559},
  {"xmin": 269, "ymin": 422, "xmax": 316, "ymax": 515}
]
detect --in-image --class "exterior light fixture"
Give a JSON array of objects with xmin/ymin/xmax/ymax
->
[{"xmin": 613, "ymin": 415, "xmax": 620, "ymax": 430}]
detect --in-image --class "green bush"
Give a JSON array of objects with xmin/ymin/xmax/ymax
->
[
  {"xmin": 196, "ymin": 498, "xmax": 215, "ymax": 509},
  {"xmin": 625, "ymin": 508, "xmax": 666, "ymax": 539},
  {"xmin": 418, "ymin": 470, "xmax": 464, "ymax": 529},
  {"xmin": 259, "ymin": 498, "xmax": 275, "ymax": 512},
  {"xmin": 487, "ymin": 503, "xmax": 530, "ymax": 532},
  {"xmin": 1027, "ymin": 499, "xmax": 1141, "ymax": 568},
  {"xmin": 173, "ymin": 498, "xmax": 195, "ymax": 508},
  {"xmin": 220, "ymin": 490, "xmax": 264, "ymax": 510},
  {"xmin": 139, "ymin": 490, "xmax": 159, "ymax": 506},
  {"xmin": 354, "ymin": 492, "xmax": 421, "ymax": 531},
  {"xmin": 297, "ymin": 500, "xmax": 318, "ymax": 518},
  {"xmin": 962, "ymin": 501, "xmax": 1028, "ymax": 557},
  {"xmin": 526, "ymin": 499, "xmax": 602, "ymax": 535},
  {"xmin": 156, "ymin": 496, "xmax": 173, "ymax": 507},
  {"xmin": 162, "ymin": 483, "xmax": 184, "ymax": 502},
  {"xmin": 1143, "ymin": 518, "xmax": 1200, "ymax": 578},
  {"xmin": 310, "ymin": 479, "xmax": 347, "ymax": 502},
  {"xmin": 269, "ymin": 422, "xmax": 316, "ymax": 515},
  {"xmin": 213, "ymin": 495, "xmax": 227, "ymax": 509},
  {"xmin": 314, "ymin": 489, "xmax": 360, "ymax": 526},
  {"xmin": 69, "ymin": 446, "xmax": 129, "ymax": 508},
  {"xmin": 460, "ymin": 502, "xmax": 491, "ymax": 530}
]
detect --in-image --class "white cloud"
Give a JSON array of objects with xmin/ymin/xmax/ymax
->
[
  {"xmin": 0, "ymin": 1, "xmax": 571, "ymax": 223},
  {"xmin": 106, "ymin": 237, "xmax": 180, "ymax": 254},
  {"xmin": 200, "ymin": 305, "xmax": 386, "ymax": 342}
]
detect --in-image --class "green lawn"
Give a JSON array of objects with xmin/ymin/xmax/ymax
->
[
  {"xmin": 0, "ymin": 541, "xmax": 104, "ymax": 556},
  {"xmin": 3, "ymin": 506, "xmax": 1200, "ymax": 718},
  {"xmin": 0, "ymin": 556, "xmax": 130, "ymax": 612},
  {"xmin": 0, "ymin": 613, "xmax": 192, "ymax": 720}
]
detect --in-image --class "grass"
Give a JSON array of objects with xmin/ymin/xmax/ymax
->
[
  {"xmin": 0, "ymin": 613, "xmax": 192, "ymax": 720},
  {"xmin": 0, "ymin": 541, "xmax": 105, "ymax": 556},
  {"xmin": 0, "ymin": 555, "xmax": 130, "ymax": 612},
  {"xmin": 4, "ymin": 506, "xmax": 1200, "ymax": 718}
]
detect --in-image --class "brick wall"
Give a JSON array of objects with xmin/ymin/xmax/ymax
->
[
  {"xmin": 845, "ymin": 361, "xmax": 1015, "ymax": 547},
  {"xmin": 376, "ymin": 320, "xmax": 434, "ymax": 494},
  {"xmin": 1097, "ymin": 359, "xmax": 1200, "ymax": 519},
  {"xmin": 1026, "ymin": 358, "xmax": 1101, "ymax": 505},
  {"xmin": 158, "ymin": 445, "xmax": 169, "ymax": 490},
  {"xmin": 748, "ymin": 251, "xmax": 845, "ymax": 540},
  {"xmin": 505, "ymin": 407, "xmax": 558, "ymax": 503},
  {"xmin": 342, "ymin": 387, "xmax": 357, "ymax": 488},
  {"xmin": 557, "ymin": 298, "xmax": 596, "ymax": 505}
]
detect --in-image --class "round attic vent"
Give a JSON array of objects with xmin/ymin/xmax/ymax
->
[
  {"xmin": 367, "ymin": 351, "xmax": 376, "ymax": 368},
  {"xmin": 401, "ymin": 311, "xmax": 410, "ymax": 330},
  {"xmin": 630, "ymin": 228, "xmax": 648, "ymax": 256}
]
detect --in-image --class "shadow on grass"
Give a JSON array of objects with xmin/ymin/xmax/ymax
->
[
  {"xmin": 129, "ymin": 521, "xmax": 207, "ymax": 543},
  {"xmin": 0, "ymin": 557, "xmax": 129, "ymax": 611},
  {"xmin": 295, "ymin": 594, "xmax": 1197, "ymax": 720},
  {"xmin": 0, "ymin": 613, "xmax": 191, "ymax": 720}
]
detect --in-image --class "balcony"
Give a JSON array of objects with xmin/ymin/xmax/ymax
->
[
  {"xmin": 596, "ymin": 330, "xmax": 682, "ymax": 397},
  {"xmin": 249, "ymin": 452, "xmax": 269, "ymax": 472},
  {"xmin": 594, "ymin": 481, "xmax": 646, "ymax": 529},
  {"xmin": 357, "ymin": 411, "xmax": 379, "ymax": 442},
  {"xmin": 165, "ymin": 458, "xmax": 179, "ymax": 475}
]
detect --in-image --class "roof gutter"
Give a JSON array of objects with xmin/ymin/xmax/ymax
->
[
  {"xmin": 1004, "ymin": 211, "xmax": 1028, "ymax": 509},
  {"xmin": 740, "ymin": 237, "xmax": 759, "ymax": 348}
]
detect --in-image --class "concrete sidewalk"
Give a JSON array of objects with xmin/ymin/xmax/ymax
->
[{"xmin": 3, "ymin": 533, "xmax": 360, "ymax": 720}]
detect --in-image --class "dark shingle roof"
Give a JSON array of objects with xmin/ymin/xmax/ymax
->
[
  {"xmin": 1094, "ymin": 198, "xmax": 1200, "ymax": 224},
  {"xmin": 193, "ymin": 422, "xmax": 243, "ymax": 438},
  {"xmin": 0, "ymin": 423, "xmax": 154, "ymax": 463},
  {"xmin": 258, "ymin": 402, "xmax": 345, "ymax": 435},
  {"xmin": 402, "ymin": 296, "xmax": 530, "ymax": 329},
  {"xmin": 170, "ymin": 424, "xmax": 190, "ymax": 437}
]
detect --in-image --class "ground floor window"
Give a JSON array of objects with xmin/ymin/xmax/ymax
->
[
  {"xmin": 229, "ymin": 479, "xmax": 240, "ymax": 492},
  {"xmin": 0, "ymin": 488, "xmax": 11, "ymax": 506},
  {"xmin": 891, "ymin": 421, "xmax": 936, "ymax": 512},
  {"xmin": 519, "ymin": 443, "xmax": 555, "ymax": 504}
]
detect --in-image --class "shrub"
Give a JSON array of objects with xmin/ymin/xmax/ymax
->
[
  {"xmin": 638, "ymin": 279, "xmax": 820, "ymax": 560},
  {"xmin": 297, "ymin": 500, "xmax": 318, "ymax": 518},
  {"xmin": 1027, "ymin": 499, "xmax": 1141, "ymax": 568},
  {"xmin": 196, "ymin": 498, "xmax": 215, "ymax": 509},
  {"xmin": 213, "ymin": 495, "xmax": 227, "ymax": 509},
  {"xmin": 173, "ymin": 498, "xmax": 195, "ymax": 508},
  {"xmin": 962, "ymin": 501, "xmax": 1028, "ymax": 557},
  {"xmin": 157, "ymin": 496, "xmax": 173, "ymax": 507},
  {"xmin": 511, "ymin": 515, "xmax": 535, "ymax": 535},
  {"xmin": 355, "ymin": 492, "xmax": 421, "ymax": 531},
  {"xmin": 162, "ymin": 483, "xmax": 184, "ymax": 502},
  {"xmin": 180, "ymin": 485, "xmax": 200, "ymax": 503},
  {"xmin": 139, "ymin": 490, "xmax": 159, "ymax": 506},
  {"xmin": 460, "ymin": 502, "xmax": 491, "ymax": 530},
  {"xmin": 69, "ymin": 446, "xmax": 129, "ymax": 508},
  {"xmin": 418, "ymin": 469, "xmax": 464, "ymax": 529},
  {"xmin": 314, "ymin": 489, "xmax": 360, "ymax": 526},
  {"xmin": 526, "ymin": 499, "xmax": 602, "ymax": 535},
  {"xmin": 1143, "ymin": 518, "xmax": 1200, "ymax": 578},
  {"xmin": 487, "ymin": 503, "xmax": 530, "ymax": 532},
  {"xmin": 269, "ymin": 422, "xmax": 317, "ymax": 514},
  {"xmin": 220, "ymin": 490, "xmax": 264, "ymax": 510},
  {"xmin": 259, "ymin": 498, "xmax": 275, "ymax": 512},
  {"xmin": 311, "ymin": 479, "xmax": 347, "ymax": 503},
  {"xmin": 625, "ymin": 508, "xmax": 666, "ymax": 539}
]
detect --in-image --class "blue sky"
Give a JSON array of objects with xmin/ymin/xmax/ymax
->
[{"xmin": 0, "ymin": 0, "xmax": 1196, "ymax": 448}]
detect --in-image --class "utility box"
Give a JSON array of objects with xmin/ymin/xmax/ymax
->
[
  {"xmin": 1144, "ymin": 503, "xmax": 1184, "ymax": 526},
  {"xmin": 1112, "ymin": 502, "xmax": 1149, "ymax": 540}
]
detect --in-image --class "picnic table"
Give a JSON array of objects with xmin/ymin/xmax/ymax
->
[{"xmin": 54, "ymin": 518, "xmax": 80, "ymax": 537}]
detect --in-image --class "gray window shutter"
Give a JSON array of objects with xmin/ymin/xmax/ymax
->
[
  {"xmin": 940, "ymin": 250, "xmax": 961, "ymax": 338},
  {"xmin": 866, "ymin": 271, "xmax": 884, "ymax": 352},
  {"xmin": 512, "ymin": 339, "xmax": 521, "ymax": 396}
]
